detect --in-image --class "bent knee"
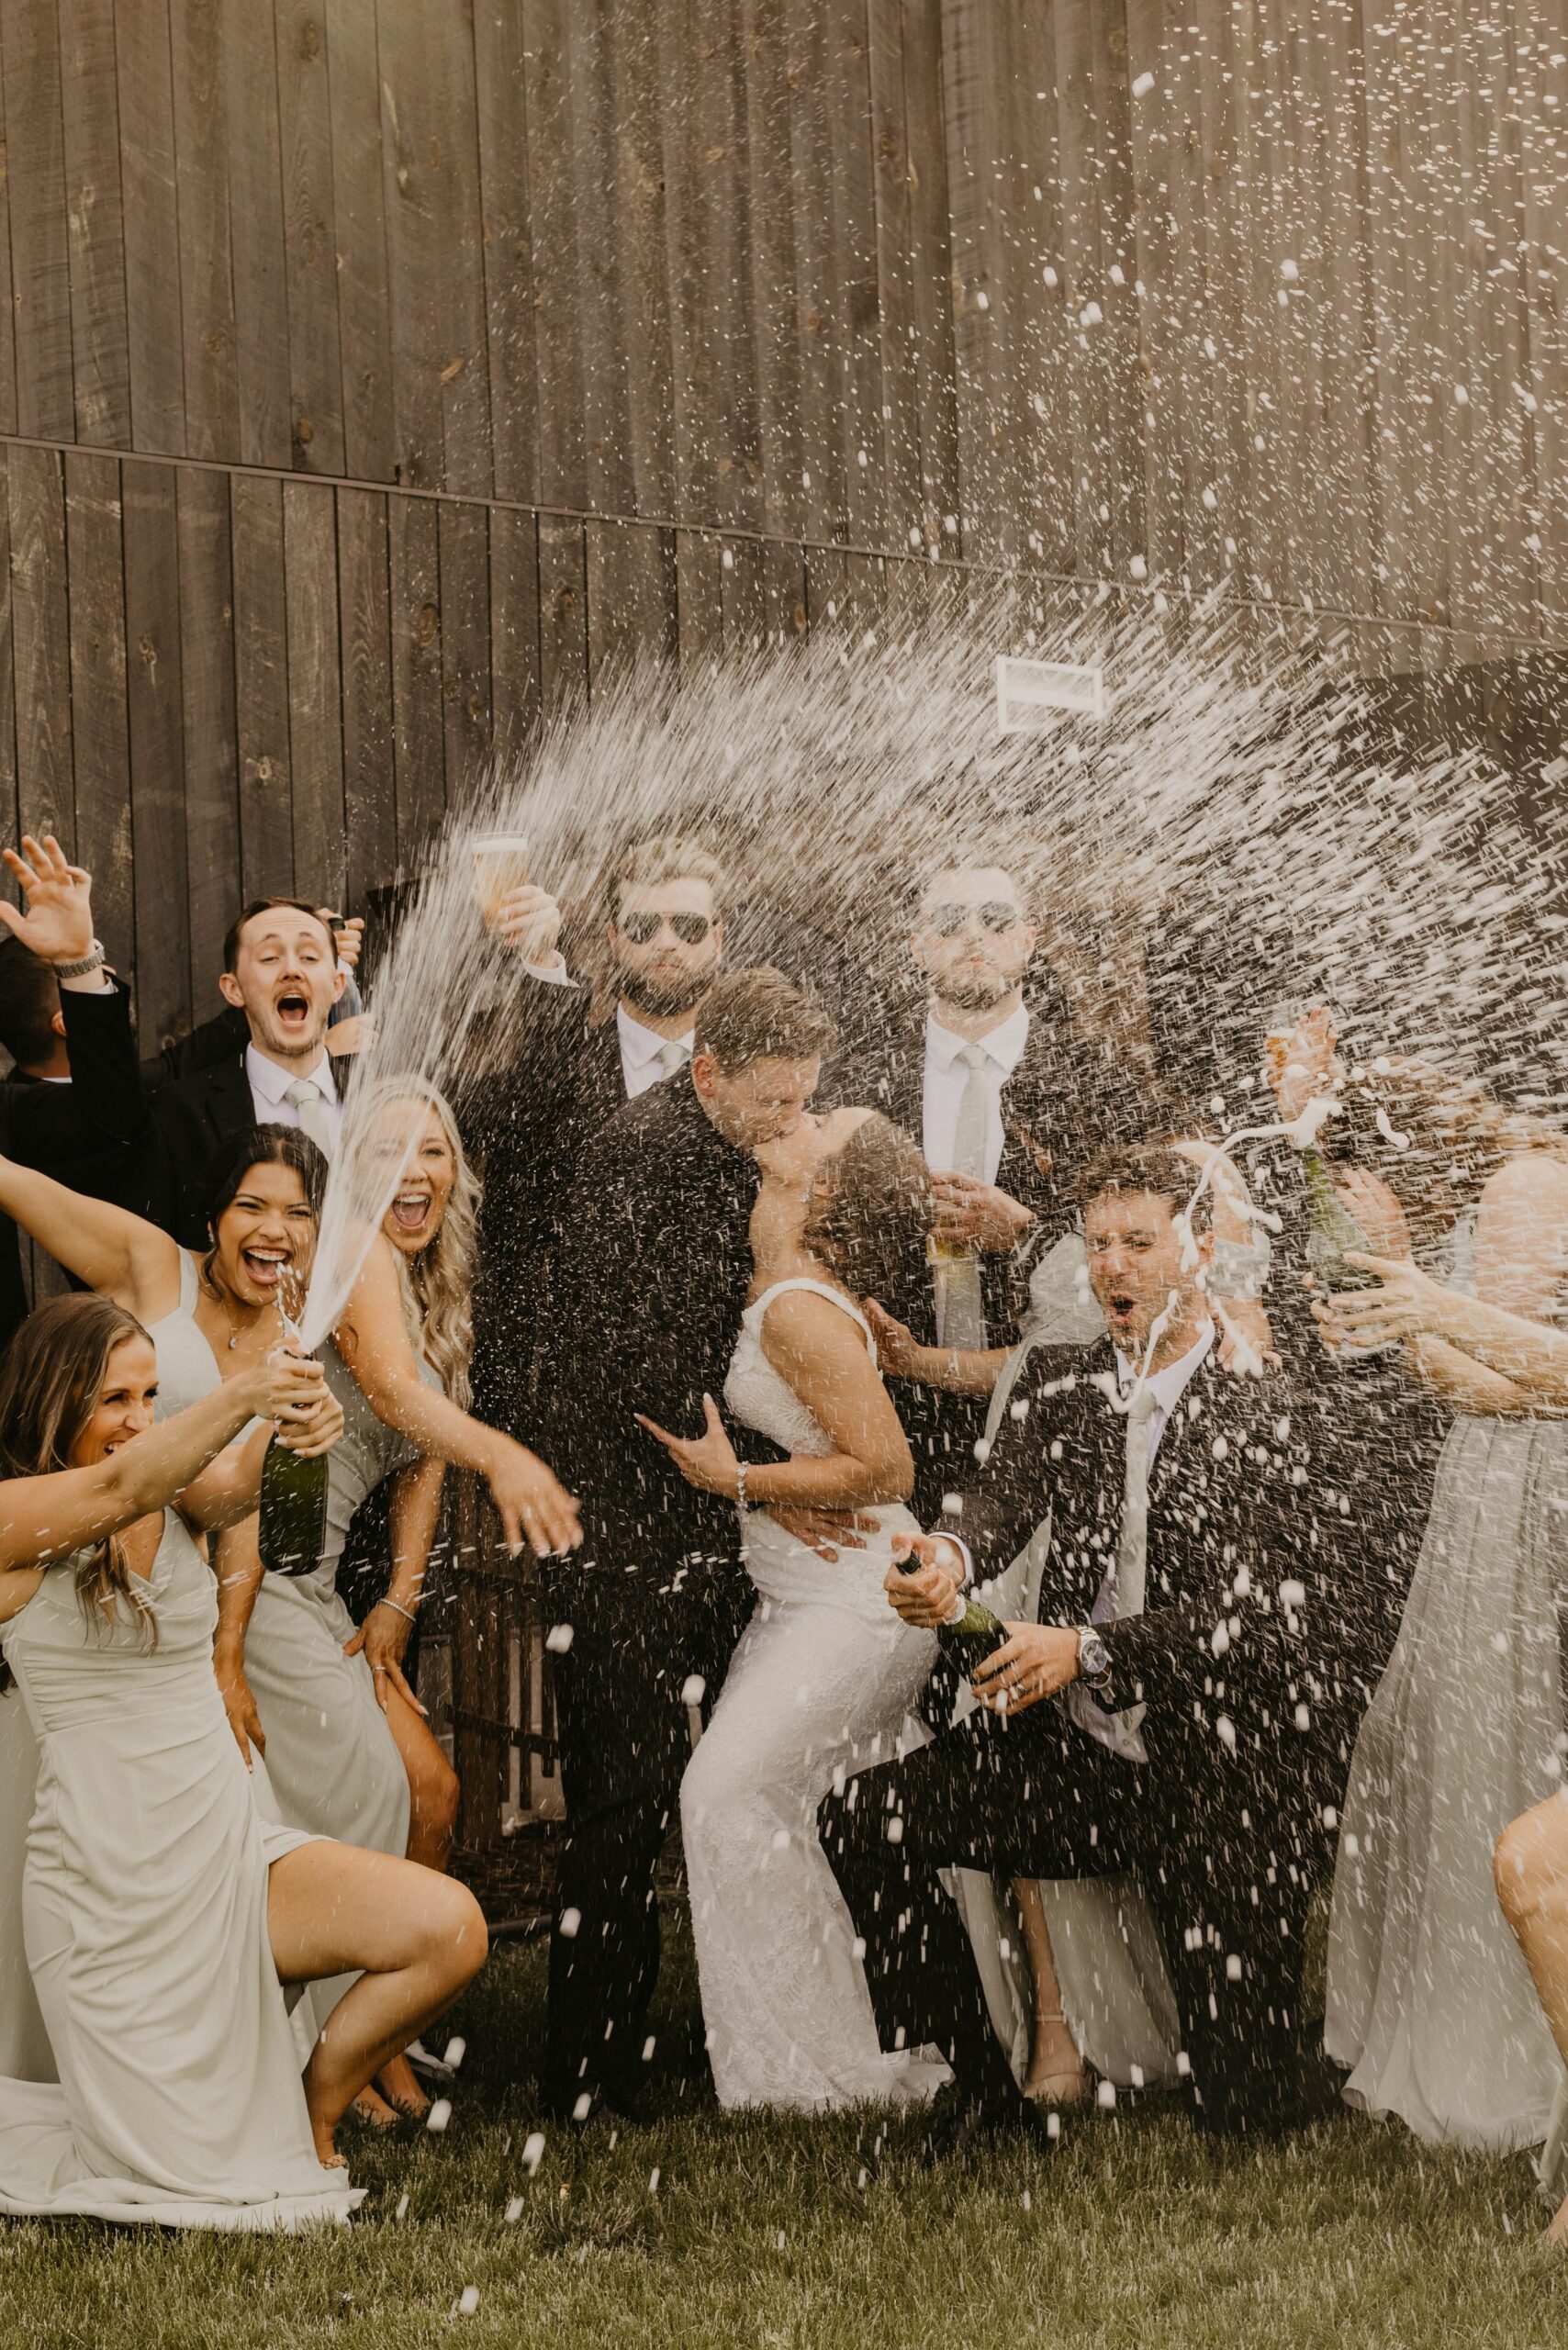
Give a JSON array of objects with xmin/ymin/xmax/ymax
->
[
  {"xmin": 429, "ymin": 1878, "xmax": 487, "ymax": 1981},
  {"xmin": 410, "ymin": 1750, "xmax": 460, "ymax": 1837},
  {"xmin": 1495, "ymin": 1801, "xmax": 1563, "ymax": 1930}
]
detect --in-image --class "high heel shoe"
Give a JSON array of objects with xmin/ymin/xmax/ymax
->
[{"xmin": 1022, "ymin": 2008, "xmax": 1094, "ymax": 2108}]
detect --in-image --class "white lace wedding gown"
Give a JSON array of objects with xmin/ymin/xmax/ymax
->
[
  {"xmin": 681, "ymin": 1278, "xmax": 951, "ymax": 2110},
  {"xmin": 0, "ymin": 1511, "xmax": 359, "ymax": 2228}
]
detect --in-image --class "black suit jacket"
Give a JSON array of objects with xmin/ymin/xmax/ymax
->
[
  {"xmin": 947, "ymin": 1337, "xmax": 1339, "ymax": 1797},
  {"xmin": 0, "ymin": 981, "xmax": 150, "ymax": 1349},
  {"xmin": 139, "ymin": 1052, "xmax": 262, "ymax": 1247},
  {"xmin": 462, "ymin": 979, "xmax": 630, "ymax": 1433},
  {"xmin": 544, "ymin": 1076, "xmax": 771, "ymax": 1580},
  {"xmin": 855, "ymin": 998, "xmax": 1132, "ymax": 1516}
]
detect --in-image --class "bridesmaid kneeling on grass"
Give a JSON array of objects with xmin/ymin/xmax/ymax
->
[{"xmin": 0, "ymin": 1295, "xmax": 487, "ymax": 2226}]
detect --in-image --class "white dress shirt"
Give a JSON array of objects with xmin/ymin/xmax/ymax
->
[
  {"xmin": 921, "ymin": 1002, "xmax": 1030, "ymax": 1183},
  {"xmin": 244, "ymin": 1042, "xmax": 342, "ymax": 1156},
  {"xmin": 616, "ymin": 1004, "xmax": 696, "ymax": 1100}
]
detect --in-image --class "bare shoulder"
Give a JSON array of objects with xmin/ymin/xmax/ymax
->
[
  {"xmin": 1480, "ymin": 1148, "xmax": 1568, "ymax": 1212},
  {"xmin": 758, "ymin": 1284, "xmax": 872, "ymax": 1373}
]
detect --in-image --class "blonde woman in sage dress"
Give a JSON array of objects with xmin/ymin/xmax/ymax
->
[{"xmin": 1322, "ymin": 1147, "xmax": 1568, "ymax": 2154}]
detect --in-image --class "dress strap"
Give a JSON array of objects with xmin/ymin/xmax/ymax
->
[
  {"xmin": 177, "ymin": 1248, "xmax": 203, "ymax": 1315},
  {"xmin": 751, "ymin": 1277, "xmax": 876, "ymax": 1357}
]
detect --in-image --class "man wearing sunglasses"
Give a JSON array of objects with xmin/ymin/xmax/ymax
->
[
  {"xmin": 867, "ymin": 859, "xmax": 1119, "ymax": 1517},
  {"xmin": 466, "ymin": 837, "xmax": 729, "ymax": 1432}
]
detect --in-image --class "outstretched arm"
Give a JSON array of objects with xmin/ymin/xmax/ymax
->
[
  {"xmin": 335, "ymin": 1236, "xmax": 579, "ymax": 1557},
  {"xmin": 0, "ymin": 1154, "xmax": 185, "ymax": 1323},
  {"xmin": 0, "ymin": 1352, "xmax": 304, "ymax": 1585},
  {"xmin": 212, "ymin": 1516, "xmax": 269, "ymax": 1765},
  {"xmin": 344, "ymin": 1455, "xmax": 448, "ymax": 1717}
]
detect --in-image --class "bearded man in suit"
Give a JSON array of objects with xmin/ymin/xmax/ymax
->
[{"xmin": 826, "ymin": 1142, "xmax": 1346, "ymax": 2148}]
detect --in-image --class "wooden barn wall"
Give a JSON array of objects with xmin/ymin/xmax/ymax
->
[{"xmin": 0, "ymin": 0, "xmax": 1562, "ymax": 1043}]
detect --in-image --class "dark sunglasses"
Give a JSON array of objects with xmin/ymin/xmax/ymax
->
[
  {"xmin": 617, "ymin": 911, "xmax": 713, "ymax": 946},
  {"xmin": 925, "ymin": 901, "xmax": 1022, "ymax": 937}
]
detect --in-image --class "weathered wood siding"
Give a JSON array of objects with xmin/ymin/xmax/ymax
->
[{"xmin": 0, "ymin": 1, "xmax": 1562, "ymax": 1036}]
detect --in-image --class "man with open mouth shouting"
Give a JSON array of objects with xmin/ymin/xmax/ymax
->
[{"xmin": 146, "ymin": 899, "xmax": 351, "ymax": 1248}]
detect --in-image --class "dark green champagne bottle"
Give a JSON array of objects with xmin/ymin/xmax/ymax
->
[
  {"xmin": 897, "ymin": 1552, "xmax": 1009, "ymax": 1675},
  {"xmin": 1300, "ymin": 1145, "xmax": 1377, "ymax": 1292},
  {"xmin": 258, "ymin": 1433, "xmax": 329, "ymax": 1577}
]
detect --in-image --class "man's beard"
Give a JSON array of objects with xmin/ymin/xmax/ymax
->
[
  {"xmin": 252, "ymin": 1004, "xmax": 329, "ymax": 1058},
  {"xmin": 935, "ymin": 970, "xmax": 1014, "ymax": 1015},
  {"xmin": 617, "ymin": 960, "xmax": 716, "ymax": 1020}
]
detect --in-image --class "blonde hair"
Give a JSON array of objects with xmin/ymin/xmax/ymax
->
[{"xmin": 354, "ymin": 1079, "xmax": 480, "ymax": 1407}]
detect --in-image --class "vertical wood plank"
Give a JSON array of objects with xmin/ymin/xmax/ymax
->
[
  {"xmin": 58, "ymin": 0, "xmax": 131, "ymax": 447},
  {"xmin": 325, "ymin": 0, "xmax": 394, "ymax": 481},
  {"xmin": 222, "ymin": 0, "xmax": 293, "ymax": 469},
  {"xmin": 387, "ymin": 493, "xmax": 445, "ymax": 859},
  {"xmin": 487, "ymin": 504, "xmax": 541, "ymax": 767},
  {"xmin": 898, "ymin": 0, "xmax": 959, "ymax": 550},
  {"xmin": 283, "ymin": 478, "xmax": 345, "ymax": 903},
  {"xmin": 169, "ymin": 0, "xmax": 241, "ymax": 458},
  {"xmin": 337, "ymin": 486, "xmax": 397, "ymax": 905},
  {"xmin": 521, "ymin": 0, "xmax": 588, "ymax": 508},
  {"xmin": 587, "ymin": 517, "xmax": 678, "ymax": 686},
  {"xmin": 114, "ymin": 0, "xmax": 186, "ymax": 456},
  {"xmin": 7, "ymin": 443, "xmax": 73, "ymax": 842},
  {"xmin": 866, "ymin": 0, "xmax": 924, "ymax": 539},
  {"xmin": 0, "ymin": 452, "xmax": 17, "ymax": 837},
  {"xmin": 123, "ymin": 460, "xmax": 190, "ymax": 1042},
  {"xmin": 676, "ymin": 529, "xmax": 726, "ymax": 671},
  {"xmin": 471, "ymin": 0, "xmax": 540, "ymax": 503},
  {"xmin": 604, "ymin": 0, "xmax": 677, "ymax": 520},
  {"xmin": 938, "ymin": 0, "xmax": 1012, "ymax": 559},
  {"xmin": 0, "ymin": 38, "xmax": 19, "ymax": 433},
  {"xmin": 438, "ymin": 498, "xmax": 492, "ymax": 811},
  {"xmin": 230, "ymin": 473, "xmax": 294, "ymax": 899},
  {"xmin": 275, "ymin": 1, "xmax": 345, "ymax": 476},
  {"xmin": 2, "ymin": 0, "xmax": 75, "ymax": 438},
  {"xmin": 738, "ymin": 0, "xmax": 805, "ymax": 543},
  {"xmin": 62, "ymin": 450, "xmax": 130, "ymax": 969},
  {"xmin": 378, "ymin": 0, "xmax": 493, "ymax": 497},
  {"xmin": 175, "ymin": 464, "xmax": 240, "ymax": 995},
  {"xmin": 781, "ymin": 0, "xmax": 843, "ymax": 546},
  {"xmin": 537, "ymin": 513, "xmax": 588, "ymax": 714}
]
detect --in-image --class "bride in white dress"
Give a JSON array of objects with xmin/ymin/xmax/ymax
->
[{"xmin": 640, "ymin": 1109, "xmax": 950, "ymax": 2110}]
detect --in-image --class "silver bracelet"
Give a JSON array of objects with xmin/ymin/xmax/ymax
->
[
  {"xmin": 735, "ymin": 1460, "xmax": 747, "ymax": 1512},
  {"xmin": 377, "ymin": 1595, "xmax": 420, "ymax": 1626}
]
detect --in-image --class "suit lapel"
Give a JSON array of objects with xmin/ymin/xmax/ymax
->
[{"xmin": 207, "ymin": 1056, "xmax": 256, "ymax": 1146}]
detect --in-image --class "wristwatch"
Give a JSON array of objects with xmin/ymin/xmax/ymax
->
[
  {"xmin": 1075, "ymin": 1625, "xmax": 1113, "ymax": 1693},
  {"xmin": 51, "ymin": 938, "xmax": 106, "ymax": 979}
]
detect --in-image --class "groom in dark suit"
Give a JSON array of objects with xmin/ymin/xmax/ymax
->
[
  {"xmin": 826, "ymin": 1142, "xmax": 1345, "ymax": 2143},
  {"xmin": 538, "ymin": 966, "xmax": 837, "ymax": 2123}
]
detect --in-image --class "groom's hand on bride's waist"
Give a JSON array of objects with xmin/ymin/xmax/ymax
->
[{"xmin": 767, "ymin": 1505, "xmax": 879, "ymax": 1561}]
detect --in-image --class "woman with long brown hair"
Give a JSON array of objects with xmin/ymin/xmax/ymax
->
[{"xmin": 0, "ymin": 1292, "xmax": 487, "ymax": 2225}]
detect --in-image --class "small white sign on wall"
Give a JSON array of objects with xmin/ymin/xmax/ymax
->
[{"xmin": 994, "ymin": 654, "xmax": 1106, "ymax": 732}]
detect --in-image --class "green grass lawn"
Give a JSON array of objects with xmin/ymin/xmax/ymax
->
[{"xmin": 4, "ymin": 1919, "xmax": 1564, "ymax": 2350}]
